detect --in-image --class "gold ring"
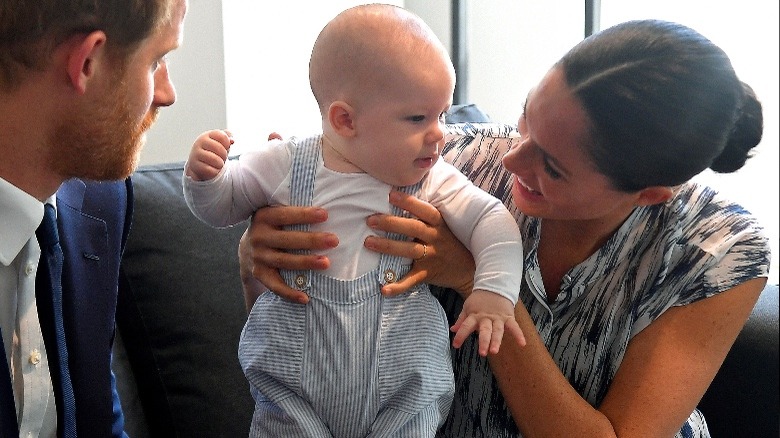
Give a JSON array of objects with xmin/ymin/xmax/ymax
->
[{"xmin": 415, "ymin": 243, "xmax": 427, "ymax": 261}]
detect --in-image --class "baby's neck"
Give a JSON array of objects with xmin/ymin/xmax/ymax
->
[{"xmin": 320, "ymin": 135, "xmax": 363, "ymax": 174}]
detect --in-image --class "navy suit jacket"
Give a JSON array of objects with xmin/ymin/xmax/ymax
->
[{"xmin": 0, "ymin": 178, "xmax": 132, "ymax": 438}]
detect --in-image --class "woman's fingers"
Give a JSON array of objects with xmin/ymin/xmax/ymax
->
[
  {"xmin": 251, "ymin": 205, "xmax": 327, "ymax": 233},
  {"xmin": 251, "ymin": 261, "xmax": 310, "ymax": 304},
  {"xmin": 363, "ymin": 232, "xmax": 422, "ymax": 259},
  {"xmin": 248, "ymin": 206, "xmax": 336, "ymax": 254},
  {"xmin": 388, "ymin": 190, "xmax": 443, "ymax": 227},
  {"xmin": 241, "ymin": 206, "xmax": 336, "ymax": 304},
  {"xmin": 380, "ymin": 269, "xmax": 429, "ymax": 296}
]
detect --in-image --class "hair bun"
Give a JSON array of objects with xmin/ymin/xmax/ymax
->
[{"xmin": 711, "ymin": 82, "xmax": 763, "ymax": 173}]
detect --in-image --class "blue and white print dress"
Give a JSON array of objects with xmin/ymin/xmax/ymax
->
[{"xmin": 435, "ymin": 123, "xmax": 771, "ymax": 438}]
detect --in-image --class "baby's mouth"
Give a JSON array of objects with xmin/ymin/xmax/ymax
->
[{"xmin": 415, "ymin": 156, "xmax": 435, "ymax": 169}]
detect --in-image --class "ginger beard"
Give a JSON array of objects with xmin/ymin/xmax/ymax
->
[{"xmin": 50, "ymin": 65, "xmax": 159, "ymax": 181}]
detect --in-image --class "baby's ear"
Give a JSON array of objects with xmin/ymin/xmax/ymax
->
[{"xmin": 328, "ymin": 101, "xmax": 357, "ymax": 137}]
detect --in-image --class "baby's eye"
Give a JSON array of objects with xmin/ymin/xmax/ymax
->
[{"xmin": 407, "ymin": 115, "xmax": 426, "ymax": 122}]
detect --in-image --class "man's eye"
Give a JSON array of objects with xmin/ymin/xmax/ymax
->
[{"xmin": 152, "ymin": 56, "xmax": 168, "ymax": 72}]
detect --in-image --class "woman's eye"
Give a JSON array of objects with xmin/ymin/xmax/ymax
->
[
  {"xmin": 544, "ymin": 160, "xmax": 562, "ymax": 179},
  {"xmin": 517, "ymin": 115, "xmax": 527, "ymax": 135}
]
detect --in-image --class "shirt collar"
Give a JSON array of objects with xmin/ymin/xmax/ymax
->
[{"xmin": 0, "ymin": 176, "xmax": 49, "ymax": 266}]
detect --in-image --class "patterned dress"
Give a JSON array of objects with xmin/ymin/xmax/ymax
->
[{"xmin": 435, "ymin": 123, "xmax": 771, "ymax": 437}]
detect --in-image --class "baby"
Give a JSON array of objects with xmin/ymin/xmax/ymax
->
[{"xmin": 183, "ymin": 4, "xmax": 524, "ymax": 437}]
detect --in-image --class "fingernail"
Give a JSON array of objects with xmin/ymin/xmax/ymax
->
[
  {"xmin": 313, "ymin": 208, "xmax": 328, "ymax": 222},
  {"xmin": 324, "ymin": 236, "xmax": 338, "ymax": 248},
  {"xmin": 313, "ymin": 256, "xmax": 329, "ymax": 268}
]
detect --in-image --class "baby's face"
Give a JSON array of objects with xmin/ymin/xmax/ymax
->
[{"xmin": 345, "ymin": 54, "xmax": 456, "ymax": 187}]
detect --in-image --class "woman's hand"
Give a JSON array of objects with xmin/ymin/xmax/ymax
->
[
  {"xmin": 364, "ymin": 190, "xmax": 476, "ymax": 296},
  {"xmin": 240, "ymin": 205, "xmax": 338, "ymax": 305},
  {"xmin": 238, "ymin": 228, "xmax": 266, "ymax": 312}
]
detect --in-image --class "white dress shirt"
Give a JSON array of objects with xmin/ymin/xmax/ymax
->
[{"xmin": 0, "ymin": 176, "xmax": 57, "ymax": 437}]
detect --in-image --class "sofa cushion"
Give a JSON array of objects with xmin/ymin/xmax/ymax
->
[{"xmin": 117, "ymin": 161, "xmax": 254, "ymax": 436}]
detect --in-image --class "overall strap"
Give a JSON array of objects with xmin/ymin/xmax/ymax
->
[
  {"xmin": 281, "ymin": 136, "xmax": 321, "ymax": 292},
  {"xmin": 377, "ymin": 180, "xmax": 424, "ymax": 286}
]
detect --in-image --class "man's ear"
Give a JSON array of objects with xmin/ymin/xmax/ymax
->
[
  {"xmin": 328, "ymin": 101, "xmax": 357, "ymax": 137},
  {"xmin": 66, "ymin": 31, "xmax": 108, "ymax": 94},
  {"xmin": 636, "ymin": 186, "xmax": 674, "ymax": 206}
]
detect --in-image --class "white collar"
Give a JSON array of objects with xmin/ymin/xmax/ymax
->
[{"xmin": 0, "ymin": 176, "xmax": 51, "ymax": 266}]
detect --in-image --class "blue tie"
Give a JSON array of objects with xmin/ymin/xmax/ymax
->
[{"xmin": 35, "ymin": 204, "xmax": 77, "ymax": 438}]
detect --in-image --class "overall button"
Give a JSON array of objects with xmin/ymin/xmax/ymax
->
[
  {"xmin": 294, "ymin": 274, "xmax": 307, "ymax": 289},
  {"xmin": 383, "ymin": 269, "xmax": 397, "ymax": 283}
]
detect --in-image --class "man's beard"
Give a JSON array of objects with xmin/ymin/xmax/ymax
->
[{"xmin": 50, "ymin": 75, "xmax": 159, "ymax": 181}]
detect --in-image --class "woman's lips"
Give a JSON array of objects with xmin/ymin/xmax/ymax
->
[{"xmin": 514, "ymin": 176, "xmax": 543, "ymax": 200}]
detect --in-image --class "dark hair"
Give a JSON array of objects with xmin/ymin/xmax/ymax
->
[
  {"xmin": 0, "ymin": 0, "xmax": 170, "ymax": 90},
  {"xmin": 558, "ymin": 19, "xmax": 763, "ymax": 192}
]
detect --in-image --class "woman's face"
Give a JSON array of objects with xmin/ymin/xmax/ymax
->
[{"xmin": 502, "ymin": 67, "xmax": 640, "ymax": 222}]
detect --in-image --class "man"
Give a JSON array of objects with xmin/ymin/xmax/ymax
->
[{"xmin": 0, "ymin": 0, "xmax": 188, "ymax": 436}]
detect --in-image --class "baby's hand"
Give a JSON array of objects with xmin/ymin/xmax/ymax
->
[
  {"xmin": 185, "ymin": 129, "xmax": 234, "ymax": 181},
  {"xmin": 450, "ymin": 289, "xmax": 526, "ymax": 356}
]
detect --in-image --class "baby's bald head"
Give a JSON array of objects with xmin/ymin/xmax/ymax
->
[{"xmin": 309, "ymin": 4, "xmax": 452, "ymax": 114}]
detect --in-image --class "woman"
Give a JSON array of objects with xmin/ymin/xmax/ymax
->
[{"xmin": 240, "ymin": 20, "xmax": 769, "ymax": 437}]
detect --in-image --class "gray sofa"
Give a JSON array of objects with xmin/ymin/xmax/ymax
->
[{"xmin": 114, "ymin": 110, "xmax": 779, "ymax": 437}]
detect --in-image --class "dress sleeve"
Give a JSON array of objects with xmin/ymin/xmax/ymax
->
[{"xmin": 442, "ymin": 123, "xmax": 521, "ymax": 211}]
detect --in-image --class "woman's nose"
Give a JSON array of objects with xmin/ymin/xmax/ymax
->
[{"xmin": 502, "ymin": 138, "xmax": 533, "ymax": 172}]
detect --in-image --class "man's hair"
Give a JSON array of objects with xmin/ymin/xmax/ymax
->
[{"xmin": 0, "ymin": 0, "xmax": 172, "ymax": 90}]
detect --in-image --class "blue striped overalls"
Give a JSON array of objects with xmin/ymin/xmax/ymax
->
[{"xmin": 239, "ymin": 136, "xmax": 454, "ymax": 437}]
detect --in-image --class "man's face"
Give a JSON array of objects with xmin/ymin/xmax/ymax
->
[{"xmin": 51, "ymin": 0, "xmax": 186, "ymax": 181}]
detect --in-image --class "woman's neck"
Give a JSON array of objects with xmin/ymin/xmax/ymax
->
[{"xmin": 537, "ymin": 209, "xmax": 635, "ymax": 301}]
